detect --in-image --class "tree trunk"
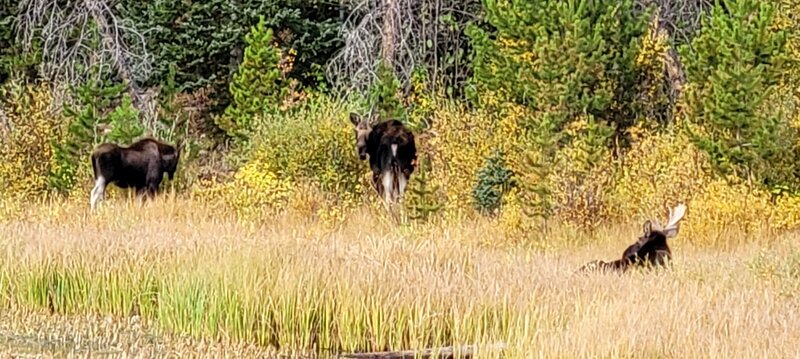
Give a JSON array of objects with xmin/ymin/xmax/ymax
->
[{"xmin": 381, "ymin": 0, "xmax": 396, "ymax": 66}]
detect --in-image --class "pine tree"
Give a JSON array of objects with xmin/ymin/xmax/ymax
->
[
  {"xmin": 153, "ymin": 62, "xmax": 185, "ymax": 142},
  {"xmin": 404, "ymin": 155, "xmax": 443, "ymax": 221},
  {"xmin": 467, "ymin": 0, "xmax": 649, "ymax": 146},
  {"xmin": 117, "ymin": 0, "xmax": 343, "ymax": 104},
  {"xmin": 218, "ymin": 15, "xmax": 284, "ymax": 139},
  {"xmin": 367, "ymin": 61, "xmax": 406, "ymax": 122},
  {"xmin": 472, "ymin": 150, "xmax": 514, "ymax": 215},
  {"xmin": 517, "ymin": 114, "xmax": 561, "ymax": 232},
  {"xmin": 680, "ymin": 0, "xmax": 796, "ymax": 190}
]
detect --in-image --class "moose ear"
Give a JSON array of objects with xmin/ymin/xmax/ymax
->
[
  {"xmin": 369, "ymin": 114, "xmax": 380, "ymax": 126},
  {"xmin": 642, "ymin": 220, "xmax": 653, "ymax": 235},
  {"xmin": 349, "ymin": 112, "xmax": 361, "ymax": 126}
]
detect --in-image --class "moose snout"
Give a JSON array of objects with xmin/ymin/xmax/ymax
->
[{"xmin": 358, "ymin": 147, "xmax": 368, "ymax": 160}]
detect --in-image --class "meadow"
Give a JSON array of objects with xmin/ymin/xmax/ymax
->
[
  {"xmin": 2, "ymin": 0, "xmax": 800, "ymax": 357},
  {"xmin": 1, "ymin": 195, "xmax": 798, "ymax": 358}
]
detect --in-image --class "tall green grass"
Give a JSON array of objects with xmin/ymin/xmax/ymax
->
[{"xmin": 1, "ymin": 197, "xmax": 799, "ymax": 357}]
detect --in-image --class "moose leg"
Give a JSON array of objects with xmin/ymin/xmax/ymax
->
[
  {"xmin": 132, "ymin": 188, "xmax": 144, "ymax": 207},
  {"xmin": 142, "ymin": 164, "xmax": 163, "ymax": 204},
  {"xmin": 577, "ymin": 260, "xmax": 604, "ymax": 273},
  {"xmin": 577, "ymin": 259, "xmax": 628, "ymax": 274},
  {"xmin": 381, "ymin": 168, "xmax": 394, "ymax": 204},
  {"xmin": 90, "ymin": 176, "xmax": 106, "ymax": 210},
  {"xmin": 138, "ymin": 183, "xmax": 158, "ymax": 204},
  {"xmin": 397, "ymin": 169, "xmax": 408, "ymax": 201},
  {"xmin": 371, "ymin": 172, "xmax": 383, "ymax": 196}
]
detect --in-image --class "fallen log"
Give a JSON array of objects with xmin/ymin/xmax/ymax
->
[{"xmin": 336, "ymin": 342, "xmax": 507, "ymax": 359}]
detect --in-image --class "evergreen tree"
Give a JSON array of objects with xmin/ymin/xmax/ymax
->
[
  {"xmin": 217, "ymin": 16, "xmax": 285, "ymax": 139},
  {"xmin": 0, "ymin": 1, "xmax": 14, "ymax": 83},
  {"xmin": 517, "ymin": 114, "xmax": 561, "ymax": 232},
  {"xmin": 404, "ymin": 155, "xmax": 443, "ymax": 221},
  {"xmin": 367, "ymin": 61, "xmax": 406, "ymax": 122},
  {"xmin": 680, "ymin": 0, "xmax": 796, "ymax": 190},
  {"xmin": 472, "ymin": 150, "xmax": 514, "ymax": 215},
  {"xmin": 467, "ymin": 0, "xmax": 650, "ymax": 148},
  {"xmin": 0, "ymin": 1, "xmax": 39, "ymax": 83},
  {"xmin": 118, "ymin": 0, "xmax": 343, "ymax": 106},
  {"xmin": 153, "ymin": 62, "xmax": 187, "ymax": 143}
]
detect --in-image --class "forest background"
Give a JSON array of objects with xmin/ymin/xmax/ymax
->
[{"xmin": 1, "ymin": 0, "xmax": 799, "ymax": 238}]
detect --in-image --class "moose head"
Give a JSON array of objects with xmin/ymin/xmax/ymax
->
[
  {"xmin": 349, "ymin": 111, "xmax": 378, "ymax": 161},
  {"xmin": 578, "ymin": 203, "xmax": 687, "ymax": 273}
]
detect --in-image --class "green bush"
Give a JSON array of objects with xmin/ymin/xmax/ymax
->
[{"xmin": 248, "ymin": 93, "xmax": 368, "ymax": 205}]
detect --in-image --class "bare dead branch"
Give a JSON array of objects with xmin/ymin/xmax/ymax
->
[
  {"xmin": 16, "ymin": 0, "xmax": 155, "ymax": 126},
  {"xmin": 326, "ymin": 0, "xmax": 478, "ymax": 98}
]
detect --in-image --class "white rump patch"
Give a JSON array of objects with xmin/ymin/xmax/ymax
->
[
  {"xmin": 391, "ymin": 144, "xmax": 398, "ymax": 158},
  {"xmin": 90, "ymin": 176, "xmax": 106, "ymax": 210}
]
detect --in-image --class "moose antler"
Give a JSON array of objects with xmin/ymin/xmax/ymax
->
[{"xmin": 661, "ymin": 202, "xmax": 687, "ymax": 238}]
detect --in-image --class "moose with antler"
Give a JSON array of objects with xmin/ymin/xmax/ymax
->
[
  {"xmin": 89, "ymin": 137, "xmax": 182, "ymax": 210},
  {"xmin": 578, "ymin": 203, "xmax": 687, "ymax": 273},
  {"xmin": 349, "ymin": 111, "xmax": 417, "ymax": 204}
]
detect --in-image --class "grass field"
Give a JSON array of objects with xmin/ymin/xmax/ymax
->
[{"xmin": 1, "ymin": 196, "xmax": 799, "ymax": 358}]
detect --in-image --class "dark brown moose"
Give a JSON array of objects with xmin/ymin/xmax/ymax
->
[
  {"xmin": 349, "ymin": 111, "xmax": 417, "ymax": 203},
  {"xmin": 578, "ymin": 203, "xmax": 687, "ymax": 273},
  {"xmin": 89, "ymin": 137, "xmax": 181, "ymax": 210}
]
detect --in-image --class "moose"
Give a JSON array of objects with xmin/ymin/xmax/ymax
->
[
  {"xmin": 577, "ymin": 203, "xmax": 687, "ymax": 273},
  {"xmin": 349, "ymin": 111, "xmax": 417, "ymax": 203},
  {"xmin": 89, "ymin": 137, "xmax": 182, "ymax": 210}
]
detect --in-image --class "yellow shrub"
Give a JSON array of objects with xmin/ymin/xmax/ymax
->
[
  {"xmin": 609, "ymin": 129, "xmax": 710, "ymax": 222},
  {"xmin": 249, "ymin": 95, "xmax": 368, "ymax": 208},
  {"xmin": 191, "ymin": 156, "xmax": 293, "ymax": 219},
  {"xmin": 685, "ymin": 179, "xmax": 773, "ymax": 243},
  {"xmin": 0, "ymin": 83, "xmax": 61, "ymax": 200},
  {"xmin": 497, "ymin": 187, "xmax": 524, "ymax": 234},
  {"xmin": 426, "ymin": 98, "xmax": 528, "ymax": 213},
  {"xmin": 544, "ymin": 121, "xmax": 614, "ymax": 231},
  {"xmin": 605, "ymin": 125, "xmax": 800, "ymax": 243},
  {"xmin": 193, "ymin": 95, "xmax": 367, "ymax": 225},
  {"xmin": 635, "ymin": 12, "xmax": 670, "ymax": 112},
  {"xmin": 772, "ymin": 195, "xmax": 800, "ymax": 231},
  {"xmin": 773, "ymin": 1, "xmax": 800, "ymax": 132}
]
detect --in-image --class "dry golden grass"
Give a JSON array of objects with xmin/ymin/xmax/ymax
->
[{"xmin": 0, "ymin": 195, "xmax": 799, "ymax": 358}]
